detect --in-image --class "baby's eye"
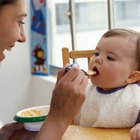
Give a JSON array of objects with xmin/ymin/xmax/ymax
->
[
  {"xmin": 107, "ymin": 56, "xmax": 115, "ymax": 61},
  {"xmin": 94, "ymin": 52, "xmax": 99, "ymax": 57}
]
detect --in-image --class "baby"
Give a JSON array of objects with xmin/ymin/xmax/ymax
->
[{"xmin": 74, "ymin": 28, "xmax": 140, "ymax": 128}]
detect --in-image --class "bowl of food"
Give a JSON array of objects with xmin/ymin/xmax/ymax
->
[{"xmin": 14, "ymin": 105, "xmax": 50, "ymax": 131}]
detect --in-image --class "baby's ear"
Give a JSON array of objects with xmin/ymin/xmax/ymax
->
[{"xmin": 125, "ymin": 71, "xmax": 140, "ymax": 84}]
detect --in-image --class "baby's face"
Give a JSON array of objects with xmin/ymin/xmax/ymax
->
[{"xmin": 89, "ymin": 36, "xmax": 137, "ymax": 90}]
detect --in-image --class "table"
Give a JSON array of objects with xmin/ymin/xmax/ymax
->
[
  {"xmin": 0, "ymin": 123, "xmax": 131, "ymax": 140},
  {"xmin": 62, "ymin": 125, "xmax": 130, "ymax": 140}
]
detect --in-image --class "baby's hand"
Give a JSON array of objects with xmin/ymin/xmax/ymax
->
[{"xmin": 130, "ymin": 123, "xmax": 140, "ymax": 140}]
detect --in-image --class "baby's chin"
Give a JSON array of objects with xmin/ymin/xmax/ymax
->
[{"xmin": 0, "ymin": 53, "xmax": 5, "ymax": 62}]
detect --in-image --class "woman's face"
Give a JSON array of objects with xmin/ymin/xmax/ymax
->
[{"xmin": 0, "ymin": 0, "xmax": 27, "ymax": 62}]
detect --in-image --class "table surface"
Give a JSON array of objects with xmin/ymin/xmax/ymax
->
[
  {"xmin": 62, "ymin": 125, "xmax": 131, "ymax": 140},
  {"xmin": 2, "ymin": 124, "xmax": 131, "ymax": 140}
]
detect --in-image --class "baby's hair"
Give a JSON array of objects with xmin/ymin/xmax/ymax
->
[{"xmin": 102, "ymin": 28, "xmax": 140, "ymax": 71}]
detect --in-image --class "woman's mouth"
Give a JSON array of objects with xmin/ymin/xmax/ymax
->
[
  {"xmin": 6, "ymin": 45, "xmax": 14, "ymax": 52},
  {"xmin": 7, "ymin": 47, "xmax": 12, "ymax": 51},
  {"xmin": 6, "ymin": 46, "xmax": 14, "ymax": 52}
]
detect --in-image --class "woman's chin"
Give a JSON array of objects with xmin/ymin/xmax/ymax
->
[{"xmin": 0, "ymin": 53, "xmax": 5, "ymax": 62}]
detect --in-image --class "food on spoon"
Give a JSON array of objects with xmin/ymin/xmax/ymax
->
[
  {"xmin": 81, "ymin": 69, "xmax": 96, "ymax": 76},
  {"xmin": 86, "ymin": 70, "xmax": 96, "ymax": 76}
]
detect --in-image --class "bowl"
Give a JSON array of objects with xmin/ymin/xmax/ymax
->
[{"xmin": 14, "ymin": 105, "xmax": 50, "ymax": 131}]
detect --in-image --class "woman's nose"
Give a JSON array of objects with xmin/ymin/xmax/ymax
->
[{"xmin": 18, "ymin": 28, "xmax": 26, "ymax": 43}]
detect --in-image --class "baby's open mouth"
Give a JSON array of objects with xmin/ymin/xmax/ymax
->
[
  {"xmin": 92, "ymin": 67, "xmax": 99, "ymax": 75},
  {"xmin": 82, "ymin": 70, "xmax": 96, "ymax": 76}
]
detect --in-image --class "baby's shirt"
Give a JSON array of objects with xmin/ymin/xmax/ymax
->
[{"xmin": 75, "ymin": 82, "xmax": 140, "ymax": 128}]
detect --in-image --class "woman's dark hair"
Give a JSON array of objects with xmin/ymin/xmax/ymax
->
[
  {"xmin": 0, "ymin": 0, "xmax": 17, "ymax": 6},
  {"xmin": 0, "ymin": 0, "xmax": 18, "ymax": 13}
]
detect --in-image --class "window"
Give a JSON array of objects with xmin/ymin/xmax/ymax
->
[
  {"xmin": 49, "ymin": 0, "xmax": 140, "ymax": 74},
  {"xmin": 114, "ymin": 0, "xmax": 140, "ymax": 29}
]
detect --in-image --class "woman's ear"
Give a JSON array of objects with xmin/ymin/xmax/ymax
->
[{"xmin": 125, "ymin": 71, "xmax": 140, "ymax": 84}]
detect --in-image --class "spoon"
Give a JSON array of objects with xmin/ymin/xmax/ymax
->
[
  {"xmin": 81, "ymin": 69, "xmax": 96, "ymax": 76},
  {"xmin": 65, "ymin": 67, "xmax": 96, "ymax": 76}
]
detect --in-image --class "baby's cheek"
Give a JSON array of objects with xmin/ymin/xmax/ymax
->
[{"xmin": 89, "ymin": 60, "xmax": 94, "ymax": 69}]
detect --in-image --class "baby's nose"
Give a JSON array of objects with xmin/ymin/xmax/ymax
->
[{"xmin": 94, "ymin": 57, "xmax": 103, "ymax": 64}]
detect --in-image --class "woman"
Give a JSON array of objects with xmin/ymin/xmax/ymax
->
[{"xmin": 0, "ymin": 0, "xmax": 88, "ymax": 139}]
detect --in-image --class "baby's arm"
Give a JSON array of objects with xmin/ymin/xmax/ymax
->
[
  {"xmin": 131, "ymin": 110, "xmax": 140, "ymax": 139},
  {"xmin": 130, "ymin": 123, "xmax": 140, "ymax": 140}
]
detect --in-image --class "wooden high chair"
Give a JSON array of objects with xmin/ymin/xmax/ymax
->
[
  {"xmin": 62, "ymin": 47, "xmax": 94, "ymax": 68},
  {"xmin": 61, "ymin": 47, "xmax": 131, "ymax": 140}
]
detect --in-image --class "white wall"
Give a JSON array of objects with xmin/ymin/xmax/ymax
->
[
  {"xmin": 0, "ymin": 22, "xmax": 31, "ymax": 124},
  {"xmin": 29, "ymin": 76, "xmax": 56, "ymax": 107},
  {"xmin": 0, "ymin": 1, "xmax": 55, "ymax": 126}
]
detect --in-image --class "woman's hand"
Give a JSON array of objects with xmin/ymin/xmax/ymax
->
[
  {"xmin": 36, "ymin": 64, "xmax": 88, "ymax": 140},
  {"xmin": 0, "ymin": 122, "xmax": 23, "ymax": 140},
  {"xmin": 130, "ymin": 123, "xmax": 140, "ymax": 140},
  {"xmin": 50, "ymin": 64, "xmax": 88, "ymax": 123}
]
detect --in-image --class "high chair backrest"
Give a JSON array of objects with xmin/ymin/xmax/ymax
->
[{"xmin": 62, "ymin": 47, "xmax": 94, "ymax": 68}]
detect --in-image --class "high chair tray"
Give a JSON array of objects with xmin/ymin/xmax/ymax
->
[{"xmin": 62, "ymin": 125, "xmax": 130, "ymax": 140}]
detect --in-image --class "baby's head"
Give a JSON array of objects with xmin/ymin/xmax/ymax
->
[
  {"xmin": 89, "ymin": 28, "xmax": 140, "ymax": 90},
  {"xmin": 102, "ymin": 29, "xmax": 140, "ymax": 71}
]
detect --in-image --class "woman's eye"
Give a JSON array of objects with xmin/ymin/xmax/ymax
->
[
  {"xmin": 18, "ymin": 21, "xmax": 25, "ymax": 25},
  {"xmin": 21, "ymin": 21, "xmax": 25, "ymax": 24},
  {"xmin": 107, "ymin": 56, "xmax": 115, "ymax": 61}
]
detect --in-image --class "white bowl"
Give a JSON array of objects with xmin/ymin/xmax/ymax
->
[
  {"xmin": 24, "ymin": 121, "xmax": 44, "ymax": 131},
  {"xmin": 14, "ymin": 105, "xmax": 50, "ymax": 131}
]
